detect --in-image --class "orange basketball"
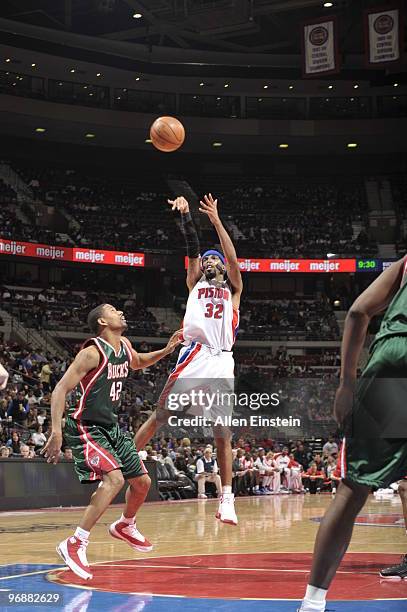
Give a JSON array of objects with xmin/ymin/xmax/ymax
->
[{"xmin": 150, "ymin": 116, "xmax": 185, "ymax": 152}]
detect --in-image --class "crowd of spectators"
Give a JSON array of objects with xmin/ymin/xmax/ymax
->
[
  {"xmin": 138, "ymin": 435, "xmax": 341, "ymax": 499},
  {"xmin": 7, "ymin": 164, "xmax": 177, "ymax": 252},
  {"xmin": 238, "ymin": 298, "xmax": 339, "ymax": 340},
  {"xmin": 2, "ymin": 283, "xmax": 341, "ymax": 341},
  {"xmin": 0, "ymin": 163, "xmax": 379, "ymax": 259},
  {"xmin": 193, "ymin": 176, "xmax": 377, "ymax": 258},
  {"xmin": 1, "ymin": 286, "xmax": 160, "ymax": 336}
]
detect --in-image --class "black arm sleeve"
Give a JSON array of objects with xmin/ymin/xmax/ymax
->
[{"xmin": 180, "ymin": 212, "xmax": 200, "ymax": 258}]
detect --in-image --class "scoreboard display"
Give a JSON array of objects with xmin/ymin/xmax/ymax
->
[{"xmin": 356, "ymin": 258, "xmax": 381, "ymax": 272}]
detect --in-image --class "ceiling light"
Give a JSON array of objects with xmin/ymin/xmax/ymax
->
[
  {"xmin": 353, "ymin": 84, "xmax": 359, "ymax": 89},
  {"xmin": 258, "ymin": 98, "xmax": 263, "ymax": 102},
  {"xmin": 85, "ymin": 133, "xmax": 95, "ymax": 138},
  {"xmin": 328, "ymin": 84, "xmax": 333, "ymax": 89},
  {"xmin": 212, "ymin": 142, "xmax": 223, "ymax": 147},
  {"xmin": 135, "ymin": 77, "xmax": 140, "ymax": 81},
  {"xmin": 96, "ymin": 72, "xmax": 101, "ymax": 77},
  {"xmin": 216, "ymin": 97, "xmax": 221, "ymax": 100},
  {"xmin": 263, "ymin": 85, "xmax": 268, "ymax": 89},
  {"xmin": 279, "ymin": 143, "xmax": 289, "ymax": 149},
  {"xmin": 323, "ymin": 2, "xmax": 333, "ymax": 7},
  {"xmin": 199, "ymin": 82, "xmax": 204, "ymax": 86},
  {"xmin": 393, "ymin": 83, "xmax": 399, "ymax": 87},
  {"xmin": 70, "ymin": 69, "xmax": 75, "ymax": 73},
  {"xmin": 5, "ymin": 58, "xmax": 11, "ymax": 63},
  {"xmin": 31, "ymin": 63, "xmax": 36, "ymax": 67},
  {"xmin": 289, "ymin": 85, "xmax": 294, "ymax": 90},
  {"xmin": 145, "ymin": 139, "xmax": 152, "ymax": 143},
  {"xmin": 35, "ymin": 128, "xmax": 46, "ymax": 133},
  {"xmin": 133, "ymin": 13, "xmax": 142, "ymax": 18},
  {"xmin": 224, "ymin": 83, "xmax": 229, "ymax": 88},
  {"xmin": 347, "ymin": 143, "xmax": 358, "ymax": 148}
]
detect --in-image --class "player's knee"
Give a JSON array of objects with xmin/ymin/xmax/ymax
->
[
  {"xmin": 341, "ymin": 479, "xmax": 370, "ymax": 507},
  {"xmin": 130, "ymin": 474, "xmax": 151, "ymax": 492},
  {"xmin": 104, "ymin": 469, "xmax": 125, "ymax": 490},
  {"xmin": 398, "ymin": 480, "xmax": 407, "ymax": 498}
]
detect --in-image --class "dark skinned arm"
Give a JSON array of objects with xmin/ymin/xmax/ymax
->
[
  {"xmin": 199, "ymin": 193, "xmax": 243, "ymax": 309},
  {"xmin": 334, "ymin": 255, "xmax": 406, "ymax": 424}
]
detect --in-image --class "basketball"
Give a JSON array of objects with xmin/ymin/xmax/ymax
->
[{"xmin": 150, "ymin": 116, "xmax": 185, "ymax": 152}]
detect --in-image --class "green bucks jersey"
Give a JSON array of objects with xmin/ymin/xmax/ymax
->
[
  {"xmin": 370, "ymin": 262, "xmax": 407, "ymax": 351},
  {"xmin": 68, "ymin": 337, "xmax": 132, "ymax": 425}
]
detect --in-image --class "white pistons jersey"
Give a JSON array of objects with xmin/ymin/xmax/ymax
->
[{"xmin": 182, "ymin": 279, "xmax": 239, "ymax": 351}]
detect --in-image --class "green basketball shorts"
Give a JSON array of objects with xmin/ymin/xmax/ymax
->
[
  {"xmin": 64, "ymin": 416, "xmax": 147, "ymax": 484},
  {"xmin": 343, "ymin": 335, "xmax": 407, "ymax": 489}
]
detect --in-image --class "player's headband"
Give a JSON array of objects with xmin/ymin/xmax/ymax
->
[{"xmin": 201, "ymin": 249, "xmax": 225, "ymax": 269}]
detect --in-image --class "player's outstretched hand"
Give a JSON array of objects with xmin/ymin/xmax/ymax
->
[
  {"xmin": 40, "ymin": 431, "xmax": 63, "ymax": 464},
  {"xmin": 164, "ymin": 329, "xmax": 184, "ymax": 354},
  {"xmin": 168, "ymin": 196, "xmax": 189, "ymax": 214},
  {"xmin": 199, "ymin": 193, "xmax": 220, "ymax": 225},
  {"xmin": 333, "ymin": 382, "xmax": 354, "ymax": 427}
]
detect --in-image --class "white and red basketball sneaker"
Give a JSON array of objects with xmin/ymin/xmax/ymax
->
[
  {"xmin": 216, "ymin": 494, "xmax": 238, "ymax": 525},
  {"xmin": 109, "ymin": 520, "xmax": 153, "ymax": 552},
  {"xmin": 57, "ymin": 536, "xmax": 93, "ymax": 580}
]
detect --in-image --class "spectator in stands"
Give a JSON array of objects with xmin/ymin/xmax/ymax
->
[
  {"xmin": 0, "ymin": 446, "xmax": 10, "ymax": 458},
  {"xmin": 6, "ymin": 431, "xmax": 21, "ymax": 455},
  {"xmin": 263, "ymin": 451, "xmax": 281, "ymax": 494},
  {"xmin": 275, "ymin": 447, "xmax": 291, "ymax": 491},
  {"xmin": 302, "ymin": 462, "xmax": 325, "ymax": 494},
  {"xmin": 7, "ymin": 391, "xmax": 30, "ymax": 426},
  {"xmin": 30, "ymin": 424, "xmax": 47, "ymax": 451},
  {"xmin": 39, "ymin": 362, "xmax": 52, "ymax": 392},
  {"xmin": 288, "ymin": 453, "xmax": 304, "ymax": 493},
  {"xmin": 253, "ymin": 448, "xmax": 268, "ymax": 493},
  {"xmin": 19, "ymin": 444, "xmax": 33, "ymax": 459},
  {"xmin": 313, "ymin": 453, "xmax": 326, "ymax": 473},
  {"xmin": 323, "ymin": 435, "xmax": 339, "ymax": 457},
  {"xmin": 64, "ymin": 448, "xmax": 73, "ymax": 461},
  {"xmin": 326, "ymin": 455, "xmax": 341, "ymax": 494},
  {"xmin": 195, "ymin": 448, "xmax": 222, "ymax": 499}
]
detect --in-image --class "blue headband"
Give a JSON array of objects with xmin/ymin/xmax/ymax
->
[{"xmin": 201, "ymin": 249, "xmax": 225, "ymax": 266}]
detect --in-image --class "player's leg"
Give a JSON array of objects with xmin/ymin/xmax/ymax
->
[
  {"xmin": 196, "ymin": 474, "xmax": 207, "ymax": 498},
  {"xmin": 57, "ymin": 419, "xmax": 126, "ymax": 580},
  {"xmin": 57, "ymin": 469, "xmax": 125, "ymax": 580},
  {"xmin": 134, "ymin": 410, "xmax": 161, "ymax": 451},
  {"xmin": 299, "ymin": 479, "xmax": 370, "ymax": 612},
  {"xmin": 109, "ymin": 428, "xmax": 153, "ymax": 552},
  {"xmin": 380, "ymin": 478, "xmax": 407, "ymax": 579},
  {"xmin": 214, "ymin": 428, "xmax": 238, "ymax": 525}
]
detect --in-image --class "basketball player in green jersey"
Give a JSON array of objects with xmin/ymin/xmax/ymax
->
[
  {"xmin": 42, "ymin": 303, "xmax": 182, "ymax": 581},
  {"xmin": 299, "ymin": 257, "xmax": 407, "ymax": 612}
]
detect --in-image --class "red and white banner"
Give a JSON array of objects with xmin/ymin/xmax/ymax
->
[
  {"xmin": 302, "ymin": 16, "xmax": 339, "ymax": 76},
  {"xmin": 365, "ymin": 7, "xmax": 401, "ymax": 65},
  {"xmin": 185, "ymin": 256, "xmax": 356, "ymax": 274},
  {"xmin": 0, "ymin": 238, "xmax": 144, "ymax": 268}
]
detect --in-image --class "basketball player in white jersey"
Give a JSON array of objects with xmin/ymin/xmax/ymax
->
[{"xmin": 135, "ymin": 193, "xmax": 243, "ymax": 525}]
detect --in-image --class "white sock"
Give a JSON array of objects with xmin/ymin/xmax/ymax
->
[
  {"xmin": 222, "ymin": 485, "xmax": 232, "ymax": 494},
  {"xmin": 74, "ymin": 527, "xmax": 90, "ymax": 541},
  {"xmin": 120, "ymin": 513, "xmax": 135, "ymax": 525},
  {"xmin": 299, "ymin": 585, "xmax": 327, "ymax": 612}
]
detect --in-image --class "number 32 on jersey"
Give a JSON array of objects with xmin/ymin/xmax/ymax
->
[{"xmin": 204, "ymin": 303, "xmax": 224, "ymax": 319}]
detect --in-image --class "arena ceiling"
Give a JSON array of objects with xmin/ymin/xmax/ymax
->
[{"xmin": 0, "ymin": 0, "xmax": 404, "ymax": 66}]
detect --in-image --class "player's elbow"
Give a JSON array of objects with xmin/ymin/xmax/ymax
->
[{"xmin": 347, "ymin": 305, "xmax": 371, "ymax": 322}]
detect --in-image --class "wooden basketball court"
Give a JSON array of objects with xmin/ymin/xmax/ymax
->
[{"xmin": 0, "ymin": 493, "xmax": 405, "ymax": 611}]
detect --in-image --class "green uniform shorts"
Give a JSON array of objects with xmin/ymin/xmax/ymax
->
[
  {"xmin": 64, "ymin": 416, "xmax": 147, "ymax": 484},
  {"xmin": 344, "ymin": 335, "xmax": 407, "ymax": 489}
]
